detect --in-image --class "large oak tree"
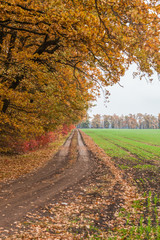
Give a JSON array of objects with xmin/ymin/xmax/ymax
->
[{"xmin": 0, "ymin": 0, "xmax": 159, "ymax": 151}]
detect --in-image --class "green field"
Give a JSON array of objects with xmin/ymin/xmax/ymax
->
[
  {"xmin": 82, "ymin": 129, "xmax": 160, "ymax": 239},
  {"xmin": 82, "ymin": 129, "xmax": 160, "ymax": 193},
  {"xmin": 82, "ymin": 129, "xmax": 160, "ymax": 160}
]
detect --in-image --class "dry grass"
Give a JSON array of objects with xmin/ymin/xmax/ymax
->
[{"xmin": 0, "ymin": 134, "xmax": 69, "ymax": 183}]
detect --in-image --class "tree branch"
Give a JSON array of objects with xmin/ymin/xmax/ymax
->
[
  {"xmin": 0, "ymin": 23, "xmax": 46, "ymax": 35},
  {"xmin": 34, "ymin": 38, "xmax": 60, "ymax": 55}
]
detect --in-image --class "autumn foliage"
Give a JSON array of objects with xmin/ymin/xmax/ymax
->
[
  {"xmin": 82, "ymin": 113, "xmax": 160, "ymax": 129},
  {"xmin": 0, "ymin": 0, "xmax": 160, "ymax": 152},
  {"xmin": 6, "ymin": 124, "xmax": 75, "ymax": 154}
]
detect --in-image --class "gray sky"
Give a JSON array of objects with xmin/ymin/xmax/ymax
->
[{"xmin": 89, "ymin": 65, "xmax": 160, "ymax": 117}]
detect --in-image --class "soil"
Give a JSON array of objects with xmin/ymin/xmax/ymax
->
[
  {"xmin": 0, "ymin": 131, "xmax": 95, "ymax": 232},
  {"xmin": 0, "ymin": 129, "xmax": 139, "ymax": 239}
]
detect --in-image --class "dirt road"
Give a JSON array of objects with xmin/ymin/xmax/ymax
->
[{"xmin": 0, "ymin": 130, "xmax": 95, "ymax": 230}]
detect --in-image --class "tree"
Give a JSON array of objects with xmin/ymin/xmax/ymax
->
[
  {"xmin": 92, "ymin": 114, "xmax": 101, "ymax": 128},
  {"xmin": 137, "ymin": 113, "xmax": 144, "ymax": 129},
  {"xmin": 78, "ymin": 114, "xmax": 91, "ymax": 128},
  {"xmin": 103, "ymin": 115, "xmax": 110, "ymax": 128},
  {"xmin": 158, "ymin": 114, "xmax": 160, "ymax": 129},
  {"xmin": 79, "ymin": 120, "xmax": 90, "ymax": 128},
  {"xmin": 128, "ymin": 114, "xmax": 137, "ymax": 129},
  {"xmin": 0, "ymin": 0, "xmax": 160, "ymax": 151}
]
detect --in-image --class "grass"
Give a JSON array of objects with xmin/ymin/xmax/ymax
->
[
  {"xmin": 107, "ymin": 191, "xmax": 160, "ymax": 240},
  {"xmin": 82, "ymin": 129, "xmax": 160, "ymax": 191},
  {"xmin": 82, "ymin": 129, "xmax": 160, "ymax": 239},
  {"xmin": 82, "ymin": 129, "xmax": 160, "ymax": 160},
  {"xmin": 82, "ymin": 129, "xmax": 160, "ymax": 177}
]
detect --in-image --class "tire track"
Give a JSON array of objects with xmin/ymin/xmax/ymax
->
[{"xmin": 0, "ymin": 130, "xmax": 94, "ymax": 230}]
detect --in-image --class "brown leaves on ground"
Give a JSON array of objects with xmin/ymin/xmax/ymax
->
[
  {"xmin": 80, "ymin": 130, "xmax": 139, "ymax": 207},
  {"xmin": 2, "ymin": 131, "xmax": 144, "ymax": 239},
  {"xmin": 0, "ymin": 135, "xmax": 68, "ymax": 183}
]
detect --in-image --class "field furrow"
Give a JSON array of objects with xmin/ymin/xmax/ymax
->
[
  {"xmin": 82, "ymin": 129, "xmax": 160, "ymax": 193},
  {"xmin": 82, "ymin": 129, "xmax": 160, "ymax": 239}
]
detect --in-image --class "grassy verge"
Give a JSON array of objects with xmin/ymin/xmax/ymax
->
[{"xmin": 0, "ymin": 134, "xmax": 69, "ymax": 183}]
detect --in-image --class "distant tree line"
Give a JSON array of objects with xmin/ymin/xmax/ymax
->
[{"xmin": 78, "ymin": 114, "xmax": 160, "ymax": 129}]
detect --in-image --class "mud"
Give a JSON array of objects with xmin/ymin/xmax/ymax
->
[{"xmin": 0, "ymin": 130, "xmax": 95, "ymax": 231}]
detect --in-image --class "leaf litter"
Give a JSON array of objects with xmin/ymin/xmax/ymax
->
[{"xmin": 1, "ymin": 130, "xmax": 159, "ymax": 239}]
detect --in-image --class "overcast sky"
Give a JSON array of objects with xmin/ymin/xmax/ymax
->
[{"xmin": 89, "ymin": 65, "xmax": 160, "ymax": 118}]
